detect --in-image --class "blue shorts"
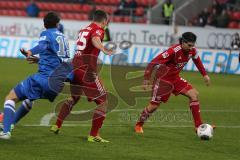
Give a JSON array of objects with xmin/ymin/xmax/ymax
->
[
  {"xmin": 14, "ymin": 74, "xmax": 58, "ymax": 102},
  {"xmin": 14, "ymin": 62, "xmax": 73, "ymax": 102}
]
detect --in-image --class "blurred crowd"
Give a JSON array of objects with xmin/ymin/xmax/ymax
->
[{"xmin": 189, "ymin": 0, "xmax": 240, "ymax": 28}]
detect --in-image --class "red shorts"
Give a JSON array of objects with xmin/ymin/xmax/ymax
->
[
  {"xmin": 150, "ymin": 77, "xmax": 192, "ymax": 105},
  {"xmin": 70, "ymin": 68, "xmax": 106, "ymax": 105}
]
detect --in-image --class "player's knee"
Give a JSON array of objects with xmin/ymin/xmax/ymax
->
[
  {"xmin": 71, "ymin": 96, "xmax": 80, "ymax": 105},
  {"xmin": 5, "ymin": 90, "xmax": 18, "ymax": 102},
  {"xmin": 189, "ymin": 89, "xmax": 199, "ymax": 101},
  {"xmin": 95, "ymin": 95, "xmax": 107, "ymax": 111},
  {"xmin": 95, "ymin": 94, "xmax": 107, "ymax": 105},
  {"xmin": 148, "ymin": 103, "xmax": 160, "ymax": 112},
  {"xmin": 22, "ymin": 99, "xmax": 33, "ymax": 111}
]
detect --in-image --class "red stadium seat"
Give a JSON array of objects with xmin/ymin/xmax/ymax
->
[
  {"xmin": 48, "ymin": 3, "xmax": 56, "ymax": 11},
  {"xmin": 0, "ymin": 10, "xmax": 8, "ymax": 16},
  {"xmin": 15, "ymin": 10, "xmax": 26, "ymax": 16},
  {"xmin": 136, "ymin": 17, "xmax": 147, "ymax": 24},
  {"xmin": 16, "ymin": 1, "xmax": 28, "ymax": 9},
  {"xmin": 36, "ymin": 2, "xmax": 44, "ymax": 10},
  {"xmin": 228, "ymin": 21, "xmax": 238, "ymax": 28},
  {"xmin": 7, "ymin": 1, "xmax": 15, "ymax": 9},
  {"xmin": 112, "ymin": 16, "xmax": 123, "ymax": 22},
  {"xmin": 39, "ymin": 11, "xmax": 47, "ymax": 18},
  {"xmin": 65, "ymin": 13, "xmax": 75, "ymax": 19},
  {"xmin": 96, "ymin": 5, "xmax": 116, "ymax": 14},
  {"xmin": 74, "ymin": 13, "xmax": 88, "ymax": 20},
  {"xmin": 0, "ymin": 9, "xmax": 6, "ymax": 15},
  {"xmin": 51, "ymin": 3, "xmax": 64, "ymax": 11},
  {"xmin": 123, "ymin": 16, "xmax": 131, "ymax": 23},
  {"xmin": 59, "ymin": 12, "xmax": 67, "ymax": 19},
  {"xmin": 0, "ymin": 1, "xmax": 9, "ymax": 9},
  {"xmin": 0, "ymin": 9, "xmax": 26, "ymax": 17},
  {"xmin": 64, "ymin": 4, "xmax": 74, "ymax": 12},
  {"xmin": 82, "ymin": 4, "xmax": 93, "ymax": 13},
  {"xmin": 94, "ymin": 0, "xmax": 102, "ymax": 4},
  {"xmin": 137, "ymin": 0, "xmax": 157, "ymax": 7},
  {"xmin": 81, "ymin": 14, "xmax": 89, "ymax": 20},
  {"xmin": 72, "ymin": 4, "xmax": 82, "ymax": 12},
  {"xmin": 102, "ymin": 0, "xmax": 109, "ymax": 4},
  {"xmin": 0, "ymin": 0, "xmax": 148, "ymax": 23},
  {"xmin": 135, "ymin": 7, "xmax": 144, "ymax": 16},
  {"xmin": 109, "ymin": 0, "xmax": 119, "ymax": 5},
  {"xmin": 36, "ymin": 2, "xmax": 51, "ymax": 11},
  {"xmin": 74, "ymin": 13, "xmax": 82, "ymax": 20},
  {"xmin": 137, "ymin": 0, "xmax": 148, "ymax": 7},
  {"xmin": 234, "ymin": 12, "xmax": 240, "ymax": 20}
]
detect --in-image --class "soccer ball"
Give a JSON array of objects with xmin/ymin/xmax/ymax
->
[{"xmin": 197, "ymin": 124, "xmax": 213, "ymax": 140}]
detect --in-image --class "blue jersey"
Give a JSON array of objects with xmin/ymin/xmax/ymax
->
[
  {"xmin": 14, "ymin": 28, "xmax": 72, "ymax": 102},
  {"xmin": 30, "ymin": 28, "xmax": 70, "ymax": 76}
]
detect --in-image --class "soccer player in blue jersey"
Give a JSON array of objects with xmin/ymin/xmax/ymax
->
[{"xmin": 0, "ymin": 12, "xmax": 70, "ymax": 140}]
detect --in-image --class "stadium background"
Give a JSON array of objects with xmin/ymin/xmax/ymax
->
[{"xmin": 0, "ymin": 0, "xmax": 239, "ymax": 160}]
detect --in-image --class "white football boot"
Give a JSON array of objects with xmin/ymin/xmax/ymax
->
[{"xmin": 0, "ymin": 131, "xmax": 11, "ymax": 140}]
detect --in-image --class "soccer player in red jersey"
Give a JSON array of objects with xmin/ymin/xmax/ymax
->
[
  {"xmin": 135, "ymin": 32, "xmax": 213, "ymax": 134},
  {"xmin": 50, "ymin": 10, "xmax": 113, "ymax": 142}
]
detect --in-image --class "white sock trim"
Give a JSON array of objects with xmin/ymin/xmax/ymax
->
[
  {"xmin": 4, "ymin": 100, "xmax": 15, "ymax": 113},
  {"xmin": 4, "ymin": 100, "xmax": 15, "ymax": 109},
  {"xmin": 23, "ymin": 99, "xmax": 32, "ymax": 111}
]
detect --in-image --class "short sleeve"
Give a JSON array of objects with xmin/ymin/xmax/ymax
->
[
  {"xmin": 192, "ymin": 48, "xmax": 199, "ymax": 59},
  {"xmin": 91, "ymin": 29, "xmax": 104, "ymax": 40},
  {"xmin": 39, "ymin": 31, "xmax": 50, "ymax": 43}
]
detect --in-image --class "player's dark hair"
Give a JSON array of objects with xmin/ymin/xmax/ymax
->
[
  {"xmin": 179, "ymin": 32, "xmax": 197, "ymax": 44},
  {"xmin": 44, "ymin": 12, "xmax": 60, "ymax": 29},
  {"xmin": 93, "ymin": 10, "xmax": 108, "ymax": 22}
]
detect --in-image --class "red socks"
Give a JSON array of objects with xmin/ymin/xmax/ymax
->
[
  {"xmin": 56, "ymin": 101, "xmax": 74, "ymax": 128},
  {"xmin": 189, "ymin": 100, "xmax": 203, "ymax": 128},
  {"xmin": 90, "ymin": 109, "xmax": 106, "ymax": 137},
  {"xmin": 136, "ymin": 107, "xmax": 154, "ymax": 126}
]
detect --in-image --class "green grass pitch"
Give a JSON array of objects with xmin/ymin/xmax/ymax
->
[{"xmin": 0, "ymin": 58, "xmax": 239, "ymax": 160}]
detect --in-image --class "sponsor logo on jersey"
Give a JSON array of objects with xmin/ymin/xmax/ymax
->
[
  {"xmin": 173, "ymin": 45, "xmax": 181, "ymax": 52},
  {"xmin": 176, "ymin": 62, "xmax": 187, "ymax": 68},
  {"xmin": 39, "ymin": 36, "xmax": 46, "ymax": 41},
  {"xmin": 162, "ymin": 51, "xmax": 169, "ymax": 58},
  {"xmin": 193, "ymin": 53, "xmax": 199, "ymax": 59},
  {"xmin": 156, "ymin": 96, "xmax": 161, "ymax": 100},
  {"xmin": 86, "ymin": 27, "xmax": 92, "ymax": 30},
  {"xmin": 96, "ymin": 30, "xmax": 102, "ymax": 36}
]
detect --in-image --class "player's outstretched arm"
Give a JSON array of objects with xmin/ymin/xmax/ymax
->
[
  {"xmin": 192, "ymin": 56, "xmax": 210, "ymax": 86},
  {"xmin": 26, "ymin": 56, "xmax": 39, "ymax": 64},
  {"xmin": 203, "ymin": 75, "xmax": 211, "ymax": 86},
  {"xmin": 92, "ymin": 36, "xmax": 114, "ymax": 55},
  {"xmin": 20, "ymin": 48, "xmax": 32, "ymax": 57},
  {"xmin": 142, "ymin": 79, "xmax": 151, "ymax": 90},
  {"xmin": 20, "ymin": 48, "xmax": 39, "ymax": 64}
]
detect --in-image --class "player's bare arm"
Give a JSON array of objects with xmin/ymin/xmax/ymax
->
[
  {"xmin": 92, "ymin": 36, "xmax": 114, "ymax": 55},
  {"xmin": 26, "ymin": 56, "xmax": 39, "ymax": 64},
  {"xmin": 203, "ymin": 75, "xmax": 211, "ymax": 86},
  {"xmin": 143, "ymin": 79, "xmax": 151, "ymax": 90},
  {"xmin": 20, "ymin": 48, "xmax": 32, "ymax": 57},
  {"xmin": 20, "ymin": 48, "xmax": 39, "ymax": 64}
]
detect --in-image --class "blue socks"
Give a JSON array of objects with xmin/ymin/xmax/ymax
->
[
  {"xmin": 13, "ymin": 99, "xmax": 33, "ymax": 125},
  {"xmin": 3, "ymin": 100, "xmax": 15, "ymax": 133}
]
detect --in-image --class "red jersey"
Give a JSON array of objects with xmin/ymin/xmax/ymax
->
[
  {"xmin": 144, "ymin": 44, "xmax": 207, "ymax": 82},
  {"xmin": 72, "ymin": 23, "xmax": 105, "ymax": 73}
]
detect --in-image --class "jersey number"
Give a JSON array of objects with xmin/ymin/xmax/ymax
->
[
  {"xmin": 56, "ymin": 36, "xmax": 70, "ymax": 57},
  {"xmin": 77, "ymin": 31, "xmax": 89, "ymax": 50}
]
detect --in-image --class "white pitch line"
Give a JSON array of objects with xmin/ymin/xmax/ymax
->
[
  {"xmin": 40, "ymin": 108, "xmax": 240, "ymax": 126},
  {"xmin": 106, "ymin": 108, "xmax": 240, "ymax": 113},
  {"xmin": 40, "ymin": 113, "xmax": 56, "ymax": 126},
  {"xmin": 24, "ymin": 124, "xmax": 240, "ymax": 129}
]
